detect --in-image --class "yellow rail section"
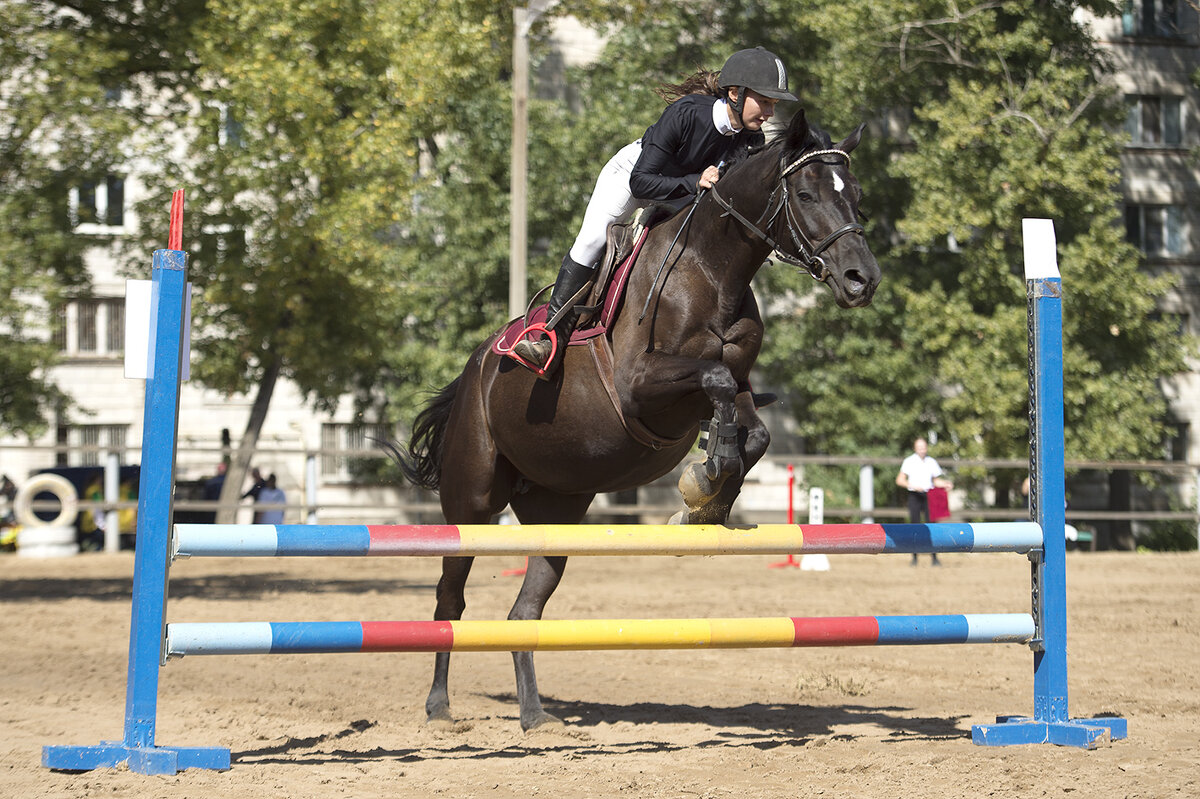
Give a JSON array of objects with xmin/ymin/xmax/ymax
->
[
  {"xmin": 449, "ymin": 617, "xmax": 799, "ymax": 651},
  {"xmin": 455, "ymin": 524, "xmax": 811, "ymax": 555}
]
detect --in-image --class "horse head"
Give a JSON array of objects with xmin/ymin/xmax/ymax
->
[{"xmin": 771, "ymin": 111, "xmax": 881, "ymax": 308}]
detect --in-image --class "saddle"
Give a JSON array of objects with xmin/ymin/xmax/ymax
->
[{"xmin": 493, "ymin": 204, "xmax": 676, "ymax": 358}]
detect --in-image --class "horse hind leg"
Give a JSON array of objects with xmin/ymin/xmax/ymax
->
[
  {"xmin": 425, "ymin": 441, "xmax": 518, "ymax": 725},
  {"xmin": 508, "ymin": 554, "xmax": 568, "ymax": 730},
  {"xmin": 426, "ymin": 555, "xmax": 474, "ymax": 723},
  {"xmin": 507, "ymin": 490, "xmax": 593, "ymax": 731}
]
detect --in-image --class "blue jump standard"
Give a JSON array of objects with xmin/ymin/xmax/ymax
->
[
  {"xmin": 973, "ymin": 716, "xmax": 1129, "ymax": 748},
  {"xmin": 967, "ymin": 240, "xmax": 1128, "ymax": 747},
  {"xmin": 42, "ymin": 249, "xmax": 229, "ymax": 775},
  {"xmin": 43, "ymin": 742, "xmax": 230, "ymax": 774}
]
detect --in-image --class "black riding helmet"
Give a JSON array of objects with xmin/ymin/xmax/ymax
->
[{"xmin": 718, "ymin": 46, "xmax": 798, "ymax": 125}]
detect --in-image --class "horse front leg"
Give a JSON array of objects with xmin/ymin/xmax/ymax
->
[
  {"xmin": 674, "ymin": 367, "xmax": 746, "ymax": 522},
  {"xmin": 678, "ymin": 387, "xmax": 771, "ymax": 523},
  {"xmin": 426, "ymin": 555, "xmax": 474, "ymax": 722},
  {"xmin": 622, "ymin": 353, "xmax": 747, "ymax": 522}
]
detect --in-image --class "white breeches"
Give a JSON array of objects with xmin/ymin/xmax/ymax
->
[{"xmin": 568, "ymin": 141, "xmax": 643, "ymax": 267}]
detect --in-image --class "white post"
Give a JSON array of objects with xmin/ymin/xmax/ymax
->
[
  {"xmin": 305, "ymin": 454, "xmax": 318, "ymax": 525},
  {"xmin": 859, "ymin": 464, "xmax": 874, "ymax": 523},
  {"xmin": 508, "ymin": 1, "xmax": 559, "ymax": 319},
  {"xmin": 801, "ymin": 487, "xmax": 831, "ymax": 571},
  {"xmin": 104, "ymin": 452, "xmax": 120, "ymax": 553},
  {"xmin": 509, "ymin": 6, "xmax": 530, "ymax": 320}
]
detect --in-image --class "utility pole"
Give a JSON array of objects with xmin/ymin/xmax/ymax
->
[{"xmin": 509, "ymin": 2, "xmax": 558, "ymax": 320}]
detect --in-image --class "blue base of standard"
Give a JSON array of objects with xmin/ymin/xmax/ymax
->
[
  {"xmin": 971, "ymin": 715, "xmax": 1128, "ymax": 749},
  {"xmin": 43, "ymin": 742, "xmax": 231, "ymax": 775}
]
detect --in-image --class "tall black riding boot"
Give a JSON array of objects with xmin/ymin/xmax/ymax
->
[{"xmin": 513, "ymin": 255, "xmax": 596, "ymax": 375}]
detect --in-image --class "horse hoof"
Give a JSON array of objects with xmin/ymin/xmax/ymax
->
[
  {"xmin": 425, "ymin": 706, "xmax": 454, "ymax": 724},
  {"xmin": 668, "ymin": 510, "xmax": 687, "ymax": 525},
  {"xmin": 678, "ymin": 461, "xmax": 716, "ymax": 509},
  {"xmin": 521, "ymin": 712, "xmax": 564, "ymax": 732},
  {"xmin": 752, "ymin": 391, "xmax": 778, "ymax": 409}
]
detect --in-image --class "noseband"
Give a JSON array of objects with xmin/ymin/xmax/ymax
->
[{"xmin": 709, "ymin": 148, "xmax": 864, "ymax": 281}]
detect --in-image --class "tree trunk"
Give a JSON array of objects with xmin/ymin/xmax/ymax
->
[{"xmin": 215, "ymin": 357, "xmax": 281, "ymax": 524}]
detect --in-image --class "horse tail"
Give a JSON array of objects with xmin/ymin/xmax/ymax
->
[{"xmin": 384, "ymin": 376, "xmax": 461, "ymax": 493}]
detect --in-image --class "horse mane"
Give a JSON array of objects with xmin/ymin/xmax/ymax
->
[{"xmin": 727, "ymin": 111, "xmax": 833, "ymax": 175}]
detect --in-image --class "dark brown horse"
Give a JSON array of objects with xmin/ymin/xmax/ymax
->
[{"xmin": 395, "ymin": 110, "xmax": 881, "ymax": 730}]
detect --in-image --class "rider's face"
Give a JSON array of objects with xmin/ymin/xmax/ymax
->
[{"xmin": 729, "ymin": 88, "xmax": 778, "ymax": 131}]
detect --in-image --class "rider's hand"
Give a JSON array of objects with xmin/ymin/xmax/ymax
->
[{"xmin": 697, "ymin": 165, "xmax": 721, "ymax": 190}]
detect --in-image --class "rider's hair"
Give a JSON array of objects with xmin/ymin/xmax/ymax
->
[{"xmin": 655, "ymin": 68, "xmax": 724, "ymax": 103}]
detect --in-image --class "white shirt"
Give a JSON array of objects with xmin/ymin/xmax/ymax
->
[
  {"xmin": 712, "ymin": 98, "xmax": 737, "ymax": 136},
  {"xmin": 899, "ymin": 453, "xmax": 943, "ymax": 493}
]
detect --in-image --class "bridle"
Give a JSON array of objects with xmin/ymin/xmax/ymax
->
[{"xmin": 709, "ymin": 147, "xmax": 865, "ymax": 281}]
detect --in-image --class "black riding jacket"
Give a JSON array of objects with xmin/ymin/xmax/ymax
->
[{"xmin": 629, "ymin": 94, "xmax": 765, "ymax": 202}]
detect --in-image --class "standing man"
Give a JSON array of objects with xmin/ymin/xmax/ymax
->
[
  {"xmin": 255, "ymin": 474, "xmax": 286, "ymax": 525},
  {"xmin": 896, "ymin": 437, "xmax": 954, "ymax": 566}
]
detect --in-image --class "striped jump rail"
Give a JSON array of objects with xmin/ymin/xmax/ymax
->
[
  {"xmin": 172, "ymin": 521, "xmax": 1043, "ymax": 559},
  {"xmin": 165, "ymin": 614, "xmax": 1036, "ymax": 657}
]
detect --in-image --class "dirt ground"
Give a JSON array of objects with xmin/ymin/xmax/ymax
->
[{"xmin": 2, "ymin": 546, "xmax": 1197, "ymax": 798}]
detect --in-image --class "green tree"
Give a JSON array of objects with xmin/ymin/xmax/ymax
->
[
  {"xmin": 0, "ymin": 1, "xmax": 198, "ymax": 433},
  {"xmin": 127, "ymin": 0, "xmax": 510, "ymax": 516},
  {"xmin": 757, "ymin": 1, "xmax": 1191, "ymax": 477},
  {"xmin": 374, "ymin": 1, "xmax": 860, "ymax": 453}
]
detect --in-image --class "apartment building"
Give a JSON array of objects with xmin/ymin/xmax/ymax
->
[{"xmin": 1088, "ymin": 2, "xmax": 1200, "ymax": 466}]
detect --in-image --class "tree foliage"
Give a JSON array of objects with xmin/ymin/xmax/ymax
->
[
  {"xmin": 3, "ymin": 0, "xmax": 1191, "ymax": 490},
  {"xmin": 755, "ymin": 0, "xmax": 1191, "ymax": 467},
  {"xmin": 129, "ymin": 0, "xmax": 509, "ymax": 407},
  {"xmin": 0, "ymin": 0, "xmax": 172, "ymax": 433},
  {"xmin": 379, "ymin": 1, "xmax": 1190, "ymax": 478}
]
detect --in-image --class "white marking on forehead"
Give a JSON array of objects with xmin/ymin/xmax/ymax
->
[{"xmin": 831, "ymin": 172, "xmax": 845, "ymax": 194}]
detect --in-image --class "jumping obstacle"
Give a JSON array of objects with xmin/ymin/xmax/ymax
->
[
  {"xmin": 42, "ymin": 215, "xmax": 1126, "ymax": 775},
  {"xmin": 165, "ymin": 615, "xmax": 1036, "ymax": 655},
  {"xmin": 171, "ymin": 520, "xmax": 1042, "ymax": 557}
]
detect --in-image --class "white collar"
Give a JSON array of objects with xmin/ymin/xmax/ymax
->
[{"xmin": 713, "ymin": 98, "xmax": 737, "ymax": 136}]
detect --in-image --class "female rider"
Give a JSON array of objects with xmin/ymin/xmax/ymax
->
[{"xmin": 513, "ymin": 46, "xmax": 799, "ymax": 376}]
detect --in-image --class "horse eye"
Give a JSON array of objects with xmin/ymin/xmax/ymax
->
[{"xmin": 797, "ymin": 191, "xmax": 815, "ymax": 203}]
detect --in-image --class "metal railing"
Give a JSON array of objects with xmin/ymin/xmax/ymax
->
[{"xmin": 3, "ymin": 444, "xmax": 1197, "ymax": 549}]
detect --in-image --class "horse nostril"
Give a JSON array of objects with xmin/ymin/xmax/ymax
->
[{"xmin": 844, "ymin": 270, "xmax": 867, "ymax": 292}]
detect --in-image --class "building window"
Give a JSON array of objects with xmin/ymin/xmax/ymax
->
[
  {"xmin": 60, "ymin": 424, "xmax": 129, "ymax": 467},
  {"xmin": 1125, "ymin": 205, "xmax": 1188, "ymax": 257},
  {"xmin": 53, "ymin": 298, "xmax": 125, "ymax": 356},
  {"xmin": 1165, "ymin": 422, "xmax": 1188, "ymax": 462},
  {"xmin": 320, "ymin": 423, "xmax": 390, "ymax": 480},
  {"xmin": 106, "ymin": 300, "xmax": 125, "ymax": 352},
  {"xmin": 70, "ymin": 175, "xmax": 125, "ymax": 229},
  {"xmin": 217, "ymin": 103, "xmax": 244, "ymax": 148},
  {"xmin": 1126, "ymin": 96, "xmax": 1183, "ymax": 147},
  {"xmin": 51, "ymin": 305, "xmax": 67, "ymax": 350},
  {"xmin": 1122, "ymin": 0, "xmax": 1183, "ymax": 37},
  {"xmin": 198, "ymin": 226, "xmax": 246, "ymax": 270},
  {"xmin": 77, "ymin": 300, "xmax": 98, "ymax": 352}
]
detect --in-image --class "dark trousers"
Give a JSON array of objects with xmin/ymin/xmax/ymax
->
[
  {"xmin": 906, "ymin": 491, "xmax": 940, "ymax": 564},
  {"xmin": 906, "ymin": 491, "xmax": 929, "ymax": 523}
]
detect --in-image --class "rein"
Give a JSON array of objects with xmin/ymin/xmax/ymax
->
[{"xmin": 709, "ymin": 147, "xmax": 864, "ymax": 281}]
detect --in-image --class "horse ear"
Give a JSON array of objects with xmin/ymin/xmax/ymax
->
[
  {"xmin": 785, "ymin": 109, "xmax": 810, "ymax": 150},
  {"xmin": 837, "ymin": 123, "xmax": 866, "ymax": 154}
]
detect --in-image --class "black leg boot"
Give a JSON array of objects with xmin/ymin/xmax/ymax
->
[{"xmin": 513, "ymin": 255, "xmax": 596, "ymax": 376}]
